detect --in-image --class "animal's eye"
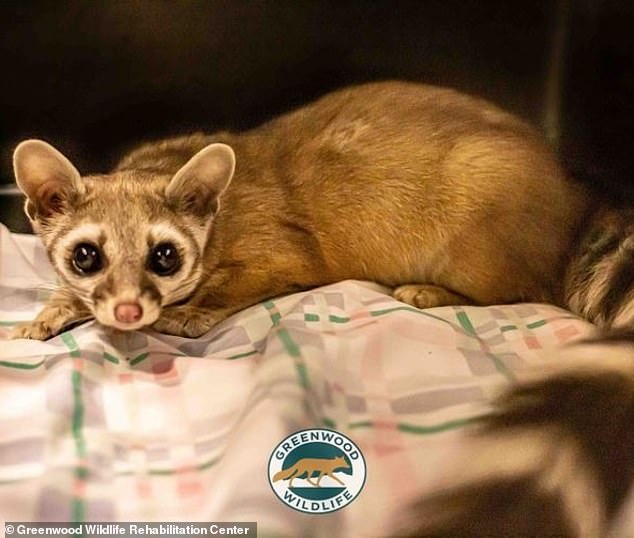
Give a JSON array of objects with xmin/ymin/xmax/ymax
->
[
  {"xmin": 148, "ymin": 242, "xmax": 181, "ymax": 276},
  {"xmin": 72, "ymin": 243, "xmax": 103, "ymax": 275}
]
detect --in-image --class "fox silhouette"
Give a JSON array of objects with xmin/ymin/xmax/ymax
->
[{"xmin": 273, "ymin": 456, "xmax": 351, "ymax": 488}]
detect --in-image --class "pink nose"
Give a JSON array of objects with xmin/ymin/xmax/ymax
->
[{"xmin": 114, "ymin": 303, "xmax": 143, "ymax": 324}]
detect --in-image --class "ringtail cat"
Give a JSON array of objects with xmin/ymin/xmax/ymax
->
[
  {"xmin": 10, "ymin": 80, "xmax": 591, "ymax": 340},
  {"xmin": 8, "ymin": 80, "xmax": 634, "ymax": 536}
]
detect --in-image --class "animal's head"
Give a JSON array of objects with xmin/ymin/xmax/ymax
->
[
  {"xmin": 13, "ymin": 139, "xmax": 235, "ymax": 331},
  {"xmin": 334, "ymin": 455, "xmax": 350, "ymax": 469}
]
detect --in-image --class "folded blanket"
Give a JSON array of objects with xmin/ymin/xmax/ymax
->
[{"xmin": 0, "ymin": 223, "xmax": 596, "ymax": 536}]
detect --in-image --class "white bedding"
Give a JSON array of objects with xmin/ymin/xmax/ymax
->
[{"xmin": 0, "ymin": 223, "xmax": 598, "ymax": 536}]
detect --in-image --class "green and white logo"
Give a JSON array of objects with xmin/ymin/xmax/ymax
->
[{"xmin": 268, "ymin": 428, "xmax": 366, "ymax": 514}]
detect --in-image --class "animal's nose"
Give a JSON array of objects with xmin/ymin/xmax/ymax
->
[{"xmin": 114, "ymin": 302, "xmax": 143, "ymax": 323}]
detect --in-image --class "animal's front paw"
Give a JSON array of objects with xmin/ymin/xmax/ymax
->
[
  {"xmin": 10, "ymin": 320, "xmax": 61, "ymax": 340},
  {"xmin": 152, "ymin": 305, "xmax": 222, "ymax": 338},
  {"xmin": 8, "ymin": 290, "xmax": 92, "ymax": 340},
  {"xmin": 9, "ymin": 307, "xmax": 91, "ymax": 341}
]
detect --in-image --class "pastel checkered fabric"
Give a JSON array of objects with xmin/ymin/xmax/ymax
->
[{"xmin": 0, "ymin": 224, "xmax": 596, "ymax": 536}]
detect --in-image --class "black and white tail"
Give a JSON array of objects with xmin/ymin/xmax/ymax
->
[
  {"xmin": 399, "ymin": 333, "xmax": 634, "ymax": 537},
  {"xmin": 565, "ymin": 206, "xmax": 634, "ymax": 329}
]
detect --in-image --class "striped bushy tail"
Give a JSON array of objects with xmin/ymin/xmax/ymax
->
[
  {"xmin": 399, "ymin": 333, "xmax": 634, "ymax": 538},
  {"xmin": 565, "ymin": 206, "xmax": 634, "ymax": 329}
]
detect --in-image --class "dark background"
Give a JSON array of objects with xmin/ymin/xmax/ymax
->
[{"xmin": 1, "ymin": 0, "xmax": 632, "ymax": 232}]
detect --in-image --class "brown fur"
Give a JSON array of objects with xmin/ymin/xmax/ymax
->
[{"xmin": 10, "ymin": 81, "xmax": 591, "ymax": 339}]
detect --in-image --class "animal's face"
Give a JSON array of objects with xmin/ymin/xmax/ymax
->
[
  {"xmin": 13, "ymin": 139, "xmax": 235, "ymax": 331},
  {"xmin": 42, "ymin": 179, "xmax": 209, "ymax": 331}
]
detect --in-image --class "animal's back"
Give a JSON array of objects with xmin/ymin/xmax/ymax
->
[{"xmin": 216, "ymin": 81, "xmax": 590, "ymax": 306}]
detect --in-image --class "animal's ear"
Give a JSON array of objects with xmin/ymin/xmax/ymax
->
[
  {"xmin": 166, "ymin": 143, "xmax": 235, "ymax": 218},
  {"xmin": 13, "ymin": 139, "xmax": 85, "ymax": 222}
]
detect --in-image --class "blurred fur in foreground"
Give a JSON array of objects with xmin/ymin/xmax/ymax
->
[{"xmin": 398, "ymin": 333, "xmax": 634, "ymax": 538}]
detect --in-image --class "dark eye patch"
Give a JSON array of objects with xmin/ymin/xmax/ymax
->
[{"xmin": 148, "ymin": 242, "xmax": 181, "ymax": 276}]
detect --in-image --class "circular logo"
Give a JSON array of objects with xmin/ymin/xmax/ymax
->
[{"xmin": 268, "ymin": 428, "xmax": 366, "ymax": 514}]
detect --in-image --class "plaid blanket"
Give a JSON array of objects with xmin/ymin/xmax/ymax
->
[{"xmin": 0, "ymin": 223, "xmax": 598, "ymax": 536}]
